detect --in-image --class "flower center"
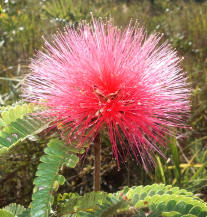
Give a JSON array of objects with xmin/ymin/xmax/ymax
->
[{"xmin": 93, "ymin": 86, "xmax": 120, "ymax": 117}]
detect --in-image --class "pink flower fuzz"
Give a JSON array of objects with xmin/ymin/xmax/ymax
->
[{"xmin": 23, "ymin": 19, "xmax": 190, "ymax": 168}]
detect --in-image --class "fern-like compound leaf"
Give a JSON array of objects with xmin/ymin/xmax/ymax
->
[
  {"xmin": 31, "ymin": 138, "xmax": 82, "ymax": 217},
  {"xmin": 0, "ymin": 103, "xmax": 50, "ymax": 152},
  {"xmin": 59, "ymin": 184, "xmax": 207, "ymax": 217},
  {"xmin": 0, "ymin": 103, "xmax": 35, "ymax": 126}
]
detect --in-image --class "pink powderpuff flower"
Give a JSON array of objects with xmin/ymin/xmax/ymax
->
[{"xmin": 23, "ymin": 18, "xmax": 190, "ymax": 169}]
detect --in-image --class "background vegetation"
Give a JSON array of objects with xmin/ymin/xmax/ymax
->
[{"xmin": 0, "ymin": 0, "xmax": 207, "ymax": 208}]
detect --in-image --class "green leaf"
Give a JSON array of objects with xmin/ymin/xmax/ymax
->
[
  {"xmin": 162, "ymin": 211, "xmax": 181, "ymax": 217},
  {"xmin": 1, "ymin": 103, "xmax": 35, "ymax": 125},
  {"xmin": 0, "ymin": 210, "xmax": 14, "ymax": 217},
  {"xmin": 167, "ymin": 135, "xmax": 180, "ymax": 184},
  {"xmin": 2, "ymin": 203, "xmax": 26, "ymax": 216},
  {"xmin": 167, "ymin": 200, "xmax": 176, "ymax": 211},
  {"xmin": 198, "ymin": 211, "xmax": 207, "ymax": 217},
  {"xmin": 65, "ymin": 154, "xmax": 79, "ymax": 168},
  {"xmin": 189, "ymin": 206, "xmax": 202, "ymax": 215},
  {"xmin": 18, "ymin": 209, "xmax": 30, "ymax": 217},
  {"xmin": 156, "ymin": 155, "xmax": 166, "ymax": 184},
  {"xmin": 56, "ymin": 174, "xmax": 66, "ymax": 185},
  {"xmin": 182, "ymin": 215, "xmax": 197, "ymax": 217},
  {"xmin": 0, "ymin": 118, "xmax": 5, "ymax": 127},
  {"xmin": 176, "ymin": 201, "xmax": 186, "ymax": 213},
  {"xmin": 59, "ymin": 191, "xmax": 108, "ymax": 216},
  {"xmin": 0, "ymin": 103, "xmax": 51, "ymax": 153},
  {"xmin": 0, "ymin": 116, "xmax": 50, "ymax": 152}
]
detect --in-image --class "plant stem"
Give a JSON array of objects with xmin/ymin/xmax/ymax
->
[{"xmin": 94, "ymin": 133, "xmax": 101, "ymax": 191}]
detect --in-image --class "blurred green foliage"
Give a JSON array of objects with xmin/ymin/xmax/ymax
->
[{"xmin": 0, "ymin": 0, "xmax": 207, "ymax": 208}]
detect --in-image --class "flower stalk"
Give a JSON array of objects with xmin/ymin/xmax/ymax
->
[{"xmin": 94, "ymin": 133, "xmax": 101, "ymax": 191}]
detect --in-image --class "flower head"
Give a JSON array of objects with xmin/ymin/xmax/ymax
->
[{"xmin": 23, "ymin": 18, "xmax": 190, "ymax": 169}]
